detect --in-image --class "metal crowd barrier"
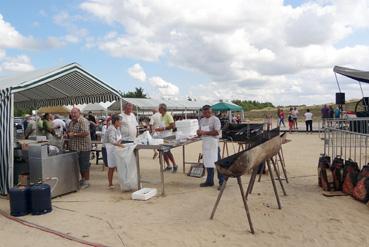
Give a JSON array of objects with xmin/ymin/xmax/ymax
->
[{"xmin": 323, "ymin": 118, "xmax": 369, "ymax": 168}]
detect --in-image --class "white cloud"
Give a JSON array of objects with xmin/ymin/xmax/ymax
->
[
  {"xmin": 0, "ymin": 14, "xmax": 39, "ymax": 50},
  {"xmin": 98, "ymin": 35, "xmax": 163, "ymax": 61},
  {"xmin": 148, "ymin": 76, "xmax": 179, "ymax": 97},
  {"xmin": 0, "ymin": 50, "xmax": 5, "ymax": 60},
  {"xmin": 0, "ymin": 15, "xmax": 36, "ymax": 73},
  {"xmin": 52, "ymin": 11, "xmax": 89, "ymax": 45},
  {"xmin": 0, "ymin": 55, "xmax": 34, "ymax": 72},
  {"xmin": 128, "ymin": 63, "xmax": 146, "ymax": 82},
  {"xmin": 127, "ymin": 63, "xmax": 180, "ymax": 98},
  {"xmin": 80, "ymin": 0, "xmax": 369, "ymax": 105}
]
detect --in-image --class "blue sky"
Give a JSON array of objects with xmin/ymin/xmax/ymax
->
[
  {"xmin": 1, "ymin": 0, "xmax": 369, "ymax": 105},
  {"xmin": 0, "ymin": 0, "xmax": 209, "ymax": 99}
]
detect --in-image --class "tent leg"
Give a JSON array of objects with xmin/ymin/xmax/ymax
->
[
  {"xmin": 9, "ymin": 93, "xmax": 15, "ymax": 190},
  {"xmin": 119, "ymin": 97, "xmax": 123, "ymax": 113}
]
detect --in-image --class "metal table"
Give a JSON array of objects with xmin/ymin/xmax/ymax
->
[{"xmin": 134, "ymin": 138, "xmax": 201, "ymax": 196}]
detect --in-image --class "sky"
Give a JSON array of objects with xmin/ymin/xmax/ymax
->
[{"xmin": 1, "ymin": 0, "xmax": 369, "ymax": 106}]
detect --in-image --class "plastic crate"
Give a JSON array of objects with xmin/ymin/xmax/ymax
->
[{"xmin": 131, "ymin": 188, "xmax": 157, "ymax": 201}]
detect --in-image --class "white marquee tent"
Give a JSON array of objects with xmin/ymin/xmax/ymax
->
[{"xmin": 108, "ymin": 98, "xmax": 208, "ymax": 112}]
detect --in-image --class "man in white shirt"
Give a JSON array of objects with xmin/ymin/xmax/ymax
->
[
  {"xmin": 197, "ymin": 105, "xmax": 224, "ymax": 188},
  {"xmin": 119, "ymin": 103, "xmax": 138, "ymax": 142},
  {"xmin": 304, "ymin": 109, "xmax": 313, "ymax": 133}
]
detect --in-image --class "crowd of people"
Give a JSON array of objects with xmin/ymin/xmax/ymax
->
[
  {"xmin": 277, "ymin": 107, "xmax": 301, "ymax": 133},
  {"xmin": 22, "ymin": 102, "xmax": 225, "ymax": 190},
  {"xmin": 275, "ymin": 104, "xmax": 343, "ymax": 133}
]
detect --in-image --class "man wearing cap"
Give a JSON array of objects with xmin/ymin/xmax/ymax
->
[{"xmin": 197, "ymin": 105, "xmax": 224, "ymax": 188}]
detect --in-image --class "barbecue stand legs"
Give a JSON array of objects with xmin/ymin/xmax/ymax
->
[
  {"xmin": 266, "ymin": 159, "xmax": 282, "ymax": 209},
  {"xmin": 257, "ymin": 162, "xmax": 265, "ymax": 182},
  {"xmin": 237, "ymin": 176, "xmax": 255, "ymax": 234},
  {"xmin": 245, "ymin": 167, "xmax": 258, "ymax": 199},
  {"xmin": 278, "ymin": 150, "xmax": 289, "ymax": 183},
  {"xmin": 210, "ymin": 177, "xmax": 228, "ymax": 220},
  {"xmin": 271, "ymin": 157, "xmax": 287, "ymax": 196},
  {"xmin": 210, "ymin": 177, "xmax": 255, "ymax": 234}
]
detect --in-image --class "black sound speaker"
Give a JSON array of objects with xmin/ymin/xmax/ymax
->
[{"xmin": 336, "ymin": 92, "xmax": 345, "ymax": 105}]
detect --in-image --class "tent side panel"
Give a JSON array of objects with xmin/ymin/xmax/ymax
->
[{"xmin": 0, "ymin": 88, "xmax": 13, "ymax": 195}]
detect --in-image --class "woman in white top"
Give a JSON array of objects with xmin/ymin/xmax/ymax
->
[
  {"xmin": 103, "ymin": 114, "xmax": 125, "ymax": 189},
  {"xmin": 304, "ymin": 109, "xmax": 313, "ymax": 133}
]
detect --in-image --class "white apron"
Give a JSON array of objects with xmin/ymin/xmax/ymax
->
[
  {"xmin": 105, "ymin": 143, "xmax": 117, "ymax": 168},
  {"xmin": 201, "ymin": 125, "xmax": 218, "ymax": 168},
  {"xmin": 106, "ymin": 131, "xmax": 122, "ymax": 168}
]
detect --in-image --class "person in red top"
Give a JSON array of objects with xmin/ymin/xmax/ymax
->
[{"xmin": 279, "ymin": 110, "xmax": 285, "ymax": 127}]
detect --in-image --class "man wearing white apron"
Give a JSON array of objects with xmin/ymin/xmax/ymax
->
[
  {"xmin": 120, "ymin": 103, "xmax": 138, "ymax": 143},
  {"xmin": 197, "ymin": 105, "xmax": 224, "ymax": 188}
]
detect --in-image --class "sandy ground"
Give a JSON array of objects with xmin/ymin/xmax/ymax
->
[{"xmin": 1, "ymin": 133, "xmax": 369, "ymax": 247}]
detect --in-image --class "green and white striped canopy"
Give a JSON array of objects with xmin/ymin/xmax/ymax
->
[
  {"xmin": 0, "ymin": 63, "xmax": 121, "ymax": 195},
  {"xmin": 0, "ymin": 63, "xmax": 121, "ymax": 108}
]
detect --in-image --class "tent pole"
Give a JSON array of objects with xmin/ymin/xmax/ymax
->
[
  {"xmin": 136, "ymin": 107, "xmax": 139, "ymax": 122},
  {"xmin": 119, "ymin": 97, "xmax": 123, "ymax": 113},
  {"xmin": 9, "ymin": 93, "xmax": 14, "ymax": 189},
  {"xmin": 334, "ymin": 72, "xmax": 341, "ymax": 92}
]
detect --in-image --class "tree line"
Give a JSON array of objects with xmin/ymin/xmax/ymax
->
[{"xmin": 232, "ymin": 100, "xmax": 274, "ymax": 111}]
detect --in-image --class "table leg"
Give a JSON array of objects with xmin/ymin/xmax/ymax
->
[
  {"xmin": 135, "ymin": 149, "xmax": 141, "ymax": 190},
  {"xmin": 182, "ymin": 145, "xmax": 186, "ymax": 173},
  {"xmin": 159, "ymin": 151, "xmax": 165, "ymax": 196},
  {"xmin": 222, "ymin": 142, "xmax": 226, "ymax": 158}
]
